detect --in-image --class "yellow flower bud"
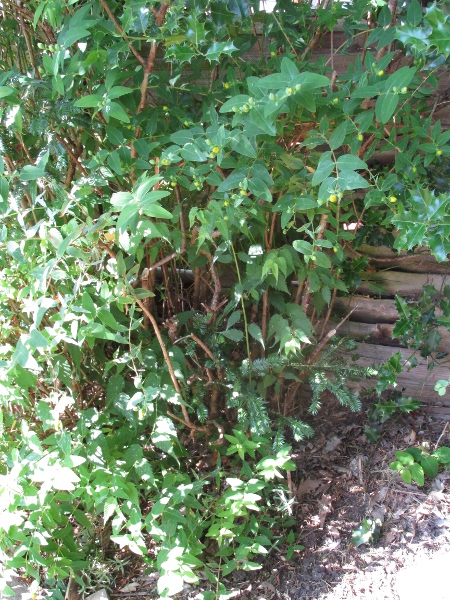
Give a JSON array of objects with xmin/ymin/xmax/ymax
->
[
  {"xmin": 377, "ymin": 69, "xmax": 384, "ymax": 76},
  {"xmin": 329, "ymin": 194, "xmax": 338, "ymax": 203},
  {"xmin": 389, "ymin": 196, "xmax": 397, "ymax": 203}
]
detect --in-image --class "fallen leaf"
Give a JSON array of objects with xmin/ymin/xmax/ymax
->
[
  {"xmin": 294, "ymin": 478, "xmax": 328, "ymax": 498},
  {"xmin": 323, "ymin": 436, "xmax": 342, "ymax": 454},
  {"xmin": 119, "ymin": 583, "xmax": 139, "ymax": 593},
  {"xmin": 318, "ymin": 494, "xmax": 333, "ymax": 527}
]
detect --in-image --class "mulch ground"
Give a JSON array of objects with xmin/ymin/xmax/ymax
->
[{"xmin": 85, "ymin": 398, "xmax": 450, "ymax": 600}]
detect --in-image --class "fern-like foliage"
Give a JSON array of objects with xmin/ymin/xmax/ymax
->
[
  {"xmin": 241, "ymin": 355, "xmax": 287, "ymax": 377},
  {"xmin": 279, "ymin": 415, "xmax": 314, "ymax": 441},
  {"xmin": 305, "ymin": 338, "xmax": 371, "ymax": 415},
  {"xmin": 245, "ymin": 391, "xmax": 270, "ymax": 435},
  {"xmin": 272, "ymin": 427, "xmax": 286, "ymax": 452},
  {"xmin": 309, "ymin": 370, "xmax": 361, "ymax": 414}
]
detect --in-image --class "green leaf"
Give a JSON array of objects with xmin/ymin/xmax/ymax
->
[
  {"xmin": 141, "ymin": 202, "xmax": 172, "ymax": 219},
  {"xmin": 105, "ymin": 102, "xmax": 130, "ymax": 123},
  {"xmin": 103, "ymin": 497, "xmax": 118, "ymax": 524},
  {"xmin": 376, "ymin": 93, "xmax": 399, "ymax": 124},
  {"xmin": 0, "ymin": 86, "xmax": 17, "ymax": 98},
  {"xmin": 205, "ymin": 41, "xmax": 237, "ymax": 62},
  {"xmin": 248, "ymin": 177, "xmax": 271, "ymax": 202},
  {"xmin": 28, "ymin": 328, "xmax": 48, "ymax": 349},
  {"xmin": 248, "ymin": 323, "xmax": 264, "ymax": 347},
  {"xmin": 222, "ymin": 329, "xmax": 244, "ymax": 342},
  {"xmin": 59, "ymin": 26, "xmax": 91, "ymax": 49},
  {"xmin": 409, "ymin": 462, "xmax": 424, "ymax": 486},
  {"xmin": 230, "ymin": 132, "xmax": 257, "ymax": 158},
  {"xmin": 314, "ymin": 251, "xmax": 331, "ymax": 268},
  {"xmin": 167, "ymin": 44, "xmax": 196, "ymax": 63},
  {"xmin": 186, "ymin": 14, "xmax": 206, "ymax": 45},
  {"xmin": 170, "ymin": 127, "xmax": 203, "ymax": 146},
  {"xmin": 73, "ymin": 509, "xmax": 92, "ymax": 531},
  {"xmin": 82, "ymin": 292, "xmax": 96, "ymax": 317},
  {"xmin": 407, "ymin": 0, "xmax": 423, "ymax": 26},
  {"xmin": 336, "ymin": 155, "xmax": 367, "ymax": 171},
  {"xmin": 20, "ymin": 165, "xmax": 45, "ymax": 181},
  {"xmin": 12, "ymin": 339, "xmax": 39, "ymax": 370},
  {"xmin": 312, "ymin": 152, "xmax": 334, "ymax": 186},
  {"xmin": 107, "ymin": 151, "xmax": 123, "ymax": 175},
  {"xmin": 338, "ymin": 169, "xmax": 370, "ymax": 190},
  {"xmin": 108, "ymin": 86, "xmax": 133, "ymax": 100},
  {"xmin": 433, "ymin": 446, "xmax": 450, "ymax": 464},
  {"xmin": 395, "ymin": 450, "xmax": 415, "ymax": 466},
  {"xmin": 329, "ymin": 121, "xmax": 348, "ymax": 150},
  {"xmin": 249, "ymin": 106, "xmax": 276, "ymax": 136},
  {"xmin": 295, "ymin": 196, "xmax": 318, "ymax": 211},
  {"xmin": 74, "ymin": 94, "xmax": 103, "ymax": 108},
  {"xmin": 226, "ymin": 311, "xmax": 241, "ymax": 329},
  {"xmin": 180, "ymin": 143, "xmax": 209, "ymax": 162},
  {"xmin": 400, "ymin": 468, "xmax": 412, "ymax": 484},
  {"xmin": 420, "ymin": 456, "xmax": 438, "ymax": 478},
  {"xmin": 293, "ymin": 240, "xmax": 313, "ymax": 255}
]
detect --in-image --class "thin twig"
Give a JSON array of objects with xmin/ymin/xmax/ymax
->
[
  {"xmin": 131, "ymin": 292, "xmax": 194, "ymax": 427},
  {"xmin": 434, "ymin": 422, "xmax": 449, "ymax": 451},
  {"xmin": 99, "ymin": 0, "xmax": 146, "ymax": 67}
]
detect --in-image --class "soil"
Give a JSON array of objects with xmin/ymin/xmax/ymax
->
[
  {"xmin": 16, "ymin": 401, "xmax": 449, "ymax": 600},
  {"xmin": 109, "ymin": 400, "xmax": 450, "ymax": 600},
  {"xmin": 262, "ymin": 402, "xmax": 450, "ymax": 600}
]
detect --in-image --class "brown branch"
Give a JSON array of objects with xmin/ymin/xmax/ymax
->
[
  {"xmin": 15, "ymin": 132, "xmax": 33, "ymax": 163},
  {"xmin": 283, "ymin": 307, "xmax": 358, "ymax": 415},
  {"xmin": 18, "ymin": 10, "xmax": 40, "ymax": 79},
  {"xmin": 54, "ymin": 133, "xmax": 88, "ymax": 176},
  {"xmin": 99, "ymin": 0, "xmax": 146, "ymax": 68},
  {"xmin": 132, "ymin": 292, "xmax": 194, "ymax": 427},
  {"xmin": 308, "ymin": 306, "xmax": 358, "ymax": 366},
  {"xmin": 300, "ymin": 0, "xmax": 331, "ymax": 60},
  {"xmin": 137, "ymin": 3, "xmax": 169, "ymax": 114},
  {"xmin": 301, "ymin": 213, "xmax": 329, "ymax": 313},
  {"xmin": 199, "ymin": 249, "xmax": 221, "ymax": 317},
  {"xmin": 319, "ymin": 286, "xmax": 337, "ymax": 339}
]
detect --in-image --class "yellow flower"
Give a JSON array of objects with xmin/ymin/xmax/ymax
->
[
  {"xmin": 223, "ymin": 82, "xmax": 230, "ymax": 89},
  {"xmin": 389, "ymin": 196, "xmax": 397, "ymax": 203},
  {"xmin": 240, "ymin": 189, "xmax": 247, "ymax": 196},
  {"xmin": 358, "ymin": 133, "xmax": 364, "ymax": 141},
  {"xmin": 212, "ymin": 146, "xmax": 220, "ymax": 154},
  {"xmin": 223, "ymin": 200, "xmax": 230, "ymax": 206},
  {"xmin": 437, "ymin": 149, "xmax": 443, "ymax": 156},
  {"xmin": 329, "ymin": 194, "xmax": 338, "ymax": 203},
  {"xmin": 377, "ymin": 69, "xmax": 384, "ymax": 76}
]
